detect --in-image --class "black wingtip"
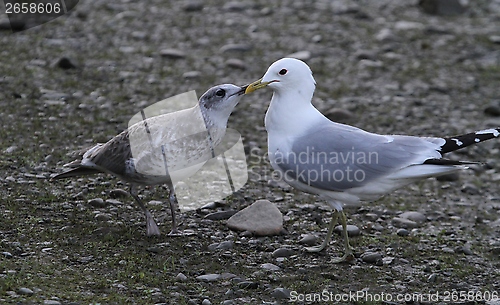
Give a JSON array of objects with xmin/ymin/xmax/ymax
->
[{"xmin": 439, "ymin": 128, "xmax": 500, "ymax": 155}]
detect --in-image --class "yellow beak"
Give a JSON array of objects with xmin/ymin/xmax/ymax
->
[{"xmin": 245, "ymin": 78, "xmax": 273, "ymax": 94}]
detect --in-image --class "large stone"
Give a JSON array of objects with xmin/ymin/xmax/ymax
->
[{"xmin": 227, "ymin": 200, "xmax": 283, "ymax": 236}]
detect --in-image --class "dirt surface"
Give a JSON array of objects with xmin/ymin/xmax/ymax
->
[{"xmin": 1, "ymin": 0, "xmax": 500, "ymax": 304}]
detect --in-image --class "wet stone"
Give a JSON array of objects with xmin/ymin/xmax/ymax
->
[
  {"xmin": 272, "ymin": 288, "xmax": 292, "ymax": 299},
  {"xmin": 396, "ymin": 228, "xmax": 410, "ymax": 236},
  {"xmin": 361, "ymin": 251, "xmax": 383, "ymax": 264},
  {"xmin": 18, "ymin": 287, "xmax": 34, "ymax": 295},
  {"xmin": 392, "ymin": 217, "xmax": 419, "ymax": 229},
  {"xmin": 88, "ymin": 198, "xmax": 107, "ymax": 208},
  {"xmin": 334, "ymin": 224, "xmax": 361, "ymax": 237},
  {"xmin": 299, "ymin": 234, "xmax": 317, "ymax": 246},
  {"xmin": 196, "ymin": 274, "xmax": 220, "ymax": 282},
  {"xmin": 272, "ymin": 248, "xmax": 295, "ymax": 258}
]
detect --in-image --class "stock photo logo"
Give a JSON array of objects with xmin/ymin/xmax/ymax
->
[
  {"xmin": 128, "ymin": 90, "xmax": 248, "ymax": 212},
  {"xmin": 2, "ymin": 0, "xmax": 78, "ymax": 32}
]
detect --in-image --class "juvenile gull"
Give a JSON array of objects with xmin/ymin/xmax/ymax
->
[
  {"xmin": 246, "ymin": 58, "xmax": 500, "ymax": 262},
  {"xmin": 51, "ymin": 84, "xmax": 247, "ymax": 236}
]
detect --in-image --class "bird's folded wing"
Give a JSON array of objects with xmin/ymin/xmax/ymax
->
[{"xmin": 273, "ymin": 123, "xmax": 445, "ymax": 191}]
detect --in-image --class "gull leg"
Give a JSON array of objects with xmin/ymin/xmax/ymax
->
[
  {"xmin": 305, "ymin": 210, "xmax": 339, "ymax": 252},
  {"xmin": 129, "ymin": 185, "xmax": 161, "ymax": 236},
  {"xmin": 166, "ymin": 183, "xmax": 181, "ymax": 236},
  {"xmin": 331, "ymin": 210, "xmax": 354, "ymax": 263}
]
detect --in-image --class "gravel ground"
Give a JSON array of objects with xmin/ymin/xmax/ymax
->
[{"xmin": 1, "ymin": 0, "xmax": 500, "ymax": 304}]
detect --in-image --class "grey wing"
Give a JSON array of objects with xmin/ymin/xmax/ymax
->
[
  {"xmin": 274, "ymin": 124, "xmax": 443, "ymax": 191},
  {"xmin": 87, "ymin": 129, "xmax": 133, "ymax": 177}
]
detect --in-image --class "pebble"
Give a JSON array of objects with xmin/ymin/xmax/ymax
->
[
  {"xmin": 396, "ymin": 228, "xmax": 410, "ymax": 236},
  {"xmin": 392, "ymin": 217, "xmax": 418, "ymax": 229},
  {"xmin": 298, "ymin": 234, "xmax": 317, "ymax": 246},
  {"xmin": 223, "ymin": 1, "xmax": 248, "ymax": 11},
  {"xmin": 88, "ymin": 198, "xmax": 107, "ymax": 208},
  {"xmin": 334, "ymin": 224, "xmax": 361, "ymax": 237},
  {"xmin": 95, "ymin": 213, "xmax": 111, "ymax": 221},
  {"xmin": 196, "ymin": 274, "xmax": 220, "ymax": 282},
  {"xmin": 109, "ymin": 189, "xmax": 129, "ymax": 198},
  {"xmin": 237, "ymin": 281, "xmax": 259, "ymax": 289},
  {"xmin": 455, "ymin": 246, "xmax": 473, "ymax": 255},
  {"xmin": 182, "ymin": 71, "xmax": 201, "ymax": 79},
  {"xmin": 436, "ymin": 172, "xmax": 460, "ymax": 181},
  {"xmin": 324, "ymin": 108, "xmax": 354, "ymax": 123},
  {"xmin": 428, "ymin": 273, "xmax": 438, "ymax": 282},
  {"xmin": 419, "ymin": 0, "xmax": 466, "ymax": 16},
  {"xmin": 489, "ymin": 36, "xmax": 500, "ymax": 44},
  {"xmin": 272, "ymin": 288, "xmax": 292, "ymax": 299},
  {"xmin": 159, "ymin": 49, "xmax": 185, "ymax": 59},
  {"xmin": 225, "ymin": 58, "xmax": 246, "ymax": 70},
  {"xmin": 484, "ymin": 101, "xmax": 500, "ymax": 116},
  {"xmin": 399, "ymin": 211, "xmax": 426, "ymax": 224},
  {"xmin": 204, "ymin": 210, "xmax": 238, "ymax": 221},
  {"xmin": 43, "ymin": 301, "xmax": 62, "ymax": 305},
  {"xmin": 361, "ymin": 251, "xmax": 383, "ymax": 264},
  {"xmin": 182, "ymin": 1, "xmax": 203, "ymax": 12},
  {"xmin": 272, "ymin": 248, "xmax": 295, "ymax": 258},
  {"xmin": 176, "ymin": 273, "xmax": 188, "ymax": 281},
  {"xmin": 2, "ymin": 252, "xmax": 13, "ymax": 258},
  {"xmin": 461, "ymin": 183, "xmax": 480, "ymax": 195},
  {"xmin": 260, "ymin": 263, "xmax": 280, "ymax": 271},
  {"xmin": 227, "ymin": 200, "xmax": 283, "ymax": 236},
  {"xmin": 18, "ymin": 287, "xmax": 34, "ymax": 295},
  {"xmin": 286, "ymin": 50, "xmax": 311, "ymax": 61},
  {"xmin": 220, "ymin": 43, "xmax": 252, "ymax": 53},
  {"xmin": 4, "ymin": 146, "xmax": 18, "ymax": 154},
  {"xmin": 201, "ymin": 299, "xmax": 211, "ymax": 305},
  {"xmin": 57, "ymin": 57, "xmax": 77, "ymax": 69}
]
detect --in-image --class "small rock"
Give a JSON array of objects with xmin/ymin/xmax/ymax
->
[
  {"xmin": 324, "ymin": 108, "xmax": 354, "ymax": 123},
  {"xmin": 394, "ymin": 21, "xmax": 424, "ymax": 31},
  {"xmin": 201, "ymin": 299, "xmax": 211, "ymax": 305},
  {"xmin": 334, "ymin": 224, "xmax": 361, "ymax": 237},
  {"xmin": 223, "ymin": 1, "xmax": 248, "ymax": 11},
  {"xmin": 361, "ymin": 251, "xmax": 382, "ymax": 264},
  {"xmin": 286, "ymin": 50, "xmax": 311, "ymax": 61},
  {"xmin": 396, "ymin": 228, "xmax": 410, "ymax": 236},
  {"xmin": 4, "ymin": 146, "xmax": 18, "ymax": 154},
  {"xmin": 436, "ymin": 172, "xmax": 460, "ymax": 181},
  {"xmin": 109, "ymin": 189, "xmax": 129, "ymax": 198},
  {"xmin": 272, "ymin": 248, "xmax": 295, "ymax": 258},
  {"xmin": 182, "ymin": 1, "xmax": 203, "ymax": 12},
  {"xmin": 428, "ymin": 273, "xmax": 438, "ymax": 282},
  {"xmin": 2, "ymin": 252, "xmax": 13, "ymax": 258},
  {"xmin": 237, "ymin": 281, "xmax": 258, "ymax": 289},
  {"xmin": 299, "ymin": 234, "xmax": 317, "ymax": 246},
  {"xmin": 225, "ymin": 58, "xmax": 246, "ymax": 70},
  {"xmin": 204, "ymin": 210, "xmax": 237, "ymax": 220},
  {"xmin": 392, "ymin": 217, "xmax": 418, "ymax": 229},
  {"xmin": 159, "ymin": 49, "xmax": 185, "ymax": 59},
  {"xmin": 484, "ymin": 101, "xmax": 500, "ymax": 117},
  {"xmin": 489, "ymin": 36, "xmax": 500, "ymax": 45},
  {"xmin": 455, "ymin": 246, "xmax": 473, "ymax": 255},
  {"xmin": 272, "ymin": 288, "xmax": 292, "ymax": 299},
  {"xmin": 176, "ymin": 273, "xmax": 188, "ymax": 281},
  {"xmin": 57, "ymin": 57, "xmax": 77, "ymax": 69},
  {"xmin": 95, "ymin": 213, "xmax": 111, "ymax": 221},
  {"xmin": 220, "ymin": 43, "xmax": 252, "ymax": 53},
  {"xmin": 196, "ymin": 274, "xmax": 220, "ymax": 282},
  {"xmin": 399, "ymin": 211, "xmax": 426, "ymax": 224},
  {"xmin": 376, "ymin": 28, "xmax": 397, "ymax": 42},
  {"xmin": 461, "ymin": 183, "xmax": 479, "ymax": 195},
  {"xmin": 227, "ymin": 200, "xmax": 283, "ymax": 236},
  {"xmin": 18, "ymin": 288, "xmax": 34, "ymax": 295},
  {"xmin": 43, "ymin": 301, "xmax": 62, "ymax": 305},
  {"xmin": 88, "ymin": 198, "xmax": 107, "ymax": 208},
  {"xmin": 419, "ymin": 0, "xmax": 466, "ymax": 16},
  {"xmin": 260, "ymin": 263, "xmax": 280, "ymax": 271},
  {"xmin": 183, "ymin": 71, "xmax": 202, "ymax": 79},
  {"xmin": 217, "ymin": 241, "xmax": 234, "ymax": 250}
]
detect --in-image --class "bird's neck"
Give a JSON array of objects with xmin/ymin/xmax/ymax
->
[
  {"xmin": 265, "ymin": 89, "xmax": 323, "ymax": 137},
  {"xmin": 198, "ymin": 105, "xmax": 228, "ymax": 143}
]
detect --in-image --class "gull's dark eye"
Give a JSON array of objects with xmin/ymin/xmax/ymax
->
[
  {"xmin": 279, "ymin": 69, "xmax": 287, "ymax": 76},
  {"xmin": 215, "ymin": 89, "xmax": 226, "ymax": 97}
]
